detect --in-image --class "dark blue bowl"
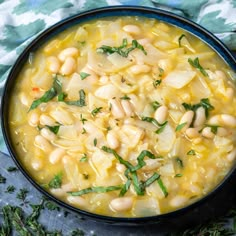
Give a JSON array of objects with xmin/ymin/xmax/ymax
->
[{"xmin": 1, "ymin": 6, "xmax": 236, "ymax": 229}]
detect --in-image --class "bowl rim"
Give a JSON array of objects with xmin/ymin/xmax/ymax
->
[{"xmin": 1, "ymin": 5, "xmax": 236, "ymax": 224}]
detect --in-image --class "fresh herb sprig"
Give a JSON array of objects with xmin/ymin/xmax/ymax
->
[
  {"xmin": 97, "ymin": 38, "xmax": 147, "ymax": 58},
  {"xmin": 188, "ymin": 57, "xmax": 208, "ymax": 77}
]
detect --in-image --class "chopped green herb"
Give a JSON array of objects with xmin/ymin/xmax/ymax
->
[
  {"xmin": 91, "ymin": 107, "xmax": 102, "ymax": 117},
  {"xmin": 176, "ymin": 157, "xmax": 184, "ymax": 168},
  {"xmin": 205, "ymin": 124, "xmax": 219, "ymax": 134},
  {"xmin": 7, "ymin": 166, "xmax": 18, "ymax": 172},
  {"xmin": 82, "ymin": 128, "xmax": 87, "ymax": 134},
  {"xmin": 46, "ymin": 125, "xmax": 60, "ymax": 134},
  {"xmin": 0, "ymin": 173, "xmax": 6, "ymax": 184},
  {"xmin": 182, "ymin": 98, "xmax": 214, "ymax": 118},
  {"xmin": 106, "ymin": 126, "xmax": 112, "ymax": 131},
  {"xmin": 68, "ymin": 185, "xmax": 122, "ymax": 196},
  {"xmin": 157, "ymin": 178, "xmax": 168, "ymax": 197},
  {"xmin": 119, "ymin": 178, "xmax": 132, "ymax": 197},
  {"xmin": 5, "ymin": 185, "xmax": 16, "ymax": 193},
  {"xmin": 79, "ymin": 72, "xmax": 90, "ymax": 80},
  {"xmin": 141, "ymin": 172, "xmax": 160, "ymax": 189},
  {"xmin": 141, "ymin": 116, "xmax": 166, "ymax": 127},
  {"xmin": 97, "ymin": 38, "xmax": 147, "ymax": 58},
  {"xmin": 83, "ymin": 174, "xmax": 89, "ymax": 180},
  {"xmin": 188, "ymin": 57, "xmax": 208, "ymax": 76},
  {"xmin": 48, "ymin": 172, "xmax": 63, "ymax": 189},
  {"xmin": 158, "ymin": 68, "xmax": 164, "ymax": 77},
  {"xmin": 151, "ymin": 101, "xmax": 161, "ymax": 111},
  {"xmin": 80, "ymin": 154, "xmax": 88, "ymax": 162},
  {"xmin": 155, "ymin": 121, "xmax": 168, "ymax": 134},
  {"xmin": 176, "ymin": 122, "xmax": 187, "ymax": 131},
  {"xmin": 78, "ymin": 41, "xmax": 86, "ymax": 46},
  {"xmin": 94, "ymin": 138, "xmax": 97, "ymax": 147},
  {"xmin": 58, "ymin": 92, "xmax": 67, "ymax": 101},
  {"xmin": 80, "ymin": 114, "xmax": 87, "ymax": 124},
  {"xmin": 178, "ymin": 34, "xmax": 186, "ymax": 47},
  {"xmin": 153, "ymin": 79, "xmax": 162, "ymax": 88},
  {"xmin": 175, "ymin": 173, "xmax": 183, "ymax": 177},
  {"xmin": 64, "ymin": 89, "xmax": 86, "ymax": 107},
  {"xmin": 120, "ymin": 95, "xmax": 131, "ymax": 100},
  {"xmin": 29, "ymin": 76, "xmax": 62, "ymax": 111},
  {"xmin": 187, "ymin": 149, "xmax": 196, "ymax": 155}
]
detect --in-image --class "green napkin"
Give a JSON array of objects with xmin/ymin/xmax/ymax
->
[{"xmin": 0, "ymin": 0, "xmax": 235, "ymax": 153}]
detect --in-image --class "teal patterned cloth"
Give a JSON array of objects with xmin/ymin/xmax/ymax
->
[{"xmin": 0, "ymin": 0, "xmax": 235, "ymax": 153}]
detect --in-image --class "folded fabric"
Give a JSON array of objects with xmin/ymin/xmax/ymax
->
[{"xmin": 0, "ymin": 0, "xmax": 235, "ymax": 154}]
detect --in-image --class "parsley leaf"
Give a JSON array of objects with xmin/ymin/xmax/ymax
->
[
  {"xmin": 188, "ymin": 57, "xmax": 208, "ymax": 77},
  {"xmin": 176, "ymin": 122, "xmax": 187, "ymax": 131},
  {"xmin": 48, "ymin": 173, "xmax": 63, "ymax": 189},
  {"xmin": 91, "ymin": 107, "xmax": 102, "ymax": 117},
  {"xmin": 79, "ymin": 72, "xmax": 90, "ymax": 80}
]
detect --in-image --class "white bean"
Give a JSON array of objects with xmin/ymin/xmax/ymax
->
[
  {"xmin": 110, "ymin": 197, "xmax": 133, "ymax": 212},
  {"xmin": 225, "ymin": 87, "xmax": 234, "ymax": 100},
  {"xmin": 109, "ymin": 99, "xmax": 125, "ymax": 119},
  {"xmin": 154, "ymin": 105, "xmax": 168, "ymax": 124},
  {"xmin": 28, "ymin": 111, "xmax": 40, "ymax": 127},
  {"xmin": 179, "ymin": 110, "xmax": 194, "ymax": 131},
  {"xmin": 40, "ymin": 114, "xmax": 56, "ymax": 126},
  {"xmin": 47, "ymin": 56, "xmax": 61, "ymax": 73},
  {"xmin": 34, "ymin": 135, "xmax": 52, "ymax": 152},
  {"xmin": 50, "ymin": 109, "xmax": 73, "ymax": 125},
  {"xmin": 227, "ymin": 148, "xmax": 236, "ymax": 162},
  {"xmin": 193, "ymin": 107, "xmax": 206, "ymax": 128},
  {"xmin": 123, "ymin": 25, "xmax": 141, "ymax": 35},
  {"xmin": 31, "ymin": 158, "xmax": 43, "ymax": 171},
  {"xmin": 58, "ymin": 47, "xmax": 79, "ymax": 62},
  {"xmin": 185, "ymin": 128, "xmax": 200, "ymax": 139},
  {"xmin": 49, "ymin": 148, "xmax": 66, "ymax": 164},
  {"xmin": 60, "ymin": 57, "xmax": 76, "ymax": 75},
  {"xmin": 201, "ymin": 127, "xmax": 214, "ymax": 139},
  {"xmin": 40, "ymin": 128, "xmax": 57, "ymax": 141},
  {"xmin": 217, "ymin": 127, "xmax": 230, "ymax": 137},
  {"xmin": 67, "ymin": 196, "xmax": 88, "ymax": 208},
  {"xmin": 20, "ymin": 92, "xmax": 30, "ymax": 106},
  {"xmin": 99, "ymin": 75, "xmax": 109, "ymax": 84},
  {"xmin": 170, "ymin": 195, "xmax": 188, "ymax": 208},
  {"xmin": 208, "ymin": 114, "xmax": 236, "ymax": 128},
  {"xmin": 137, "ymin": 38, "xmax": 152, "ymax": 46},
  {"xmin": 120, "ymin": 100, "xmax": 133, "ymax": 117},
  {"xmin": 107, "ymin": 131, "xmax": 119, "ymax": 149},
  {"xmin": 129, "ymin": 64, "xmax": 150, "ymax": 74}
]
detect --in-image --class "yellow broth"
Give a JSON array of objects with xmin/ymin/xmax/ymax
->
[{"xmin": 9, "ymin": 16, "xmax": 236, "ymax": 217}]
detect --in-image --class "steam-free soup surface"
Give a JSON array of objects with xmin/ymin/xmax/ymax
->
[{"xmin": 9, "ymin": 16, "xmax": 236, "ymax": 217}]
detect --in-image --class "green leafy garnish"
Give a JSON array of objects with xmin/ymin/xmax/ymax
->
[
  {"xmin": 91, "ymin": 107, "xmax": 102, "ymax": 117},
  {"xmin": 58, "ymin": 92, "xmax": 67, "ymax": 102},
  {"xmin": 64, "ymin": 89, "xmax": 86, "ymax": 107},
  {"xmin": 120, "ymin": 95, "xmax": 131, "ymax": 100},
  {"xmin": 93, "ymin": 138, "xmax": 97, "ymax": 147},
  {"xmin": 79, "ymin": 72, "xmax": 90, "ymax": 80},
  {"xmin": 157, "ymin": 178, "xmax": 168, "ymax": 197},
  {"xmin": 44, "ymin": 201, "xmax": 60, "ymax": 211},
  {"xmin": 80, "ymin": 114, "xmax": 87, "ymax": 124},
  {"xmin": 46, "ymin": 125, "xmax": 60, "ymax": 134},
  {"xmin": 178, "ymin": 34, "xmax": 186, "ymax": 47},
  {"xmin": 158, "ymin": 68, "xmax": 164, "ymax": 77},
  {"xmin": 141, "ymin": 116, "xmax": 166, "ymax": 127},
  {"xmin": 67, "ymin": 185, "xmax": 122, "ymax": 196},
  {"xmin": 153, "ymin": 79, "xmax": 162, "ymax": 88},
  {"xmin": 97, "ymin": 38, "xmax": 147, "ymax": 58},
  {"xmin": 175, "ymin": 122, "xmax": 187, "ymax": 131},
  {"xmin": 175, "ymin": 173, "xmax": 183, "ymax": 177},
  {"xmin": 155, "ymin": 121, "xmax": 168, "ymax": 134},
  {"xmin": 151, "ymin": 101, "xmax": 161, "ymax": 111},
  {"xmin": 29, "ymin": 76, "xmax": 62, "ymax": 111},
  {"xmin": 176, "ymin": 157, "xmax": 184, "ymax": 168},
  {"xmin": 48, "ymin": 173, "xmax": 63, "ymax": 189},
  {"xmin": 16, "ymin": 188, "xmax": 29, "ymax": 205},
  {"xmin": 188, "ymin": 57, "xmax": 208, "ymax": 77},
  {"xmin": 205, "ymin": 124, "xmax": 219, "ymax": 134},
  {"xmin": 182, "ymin": 98, "xmax": 214, "ymax": 118},
  {"xmin": 80, "ymin": 154, "xmax": 88, "ymax": 162},
  {"xmin": 187, "ymin": 149, "xmax": 196, "ymax": 155},
  {"xmin": 82, "ymin": 128, "xmax": 87, "ymax": 134}
]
